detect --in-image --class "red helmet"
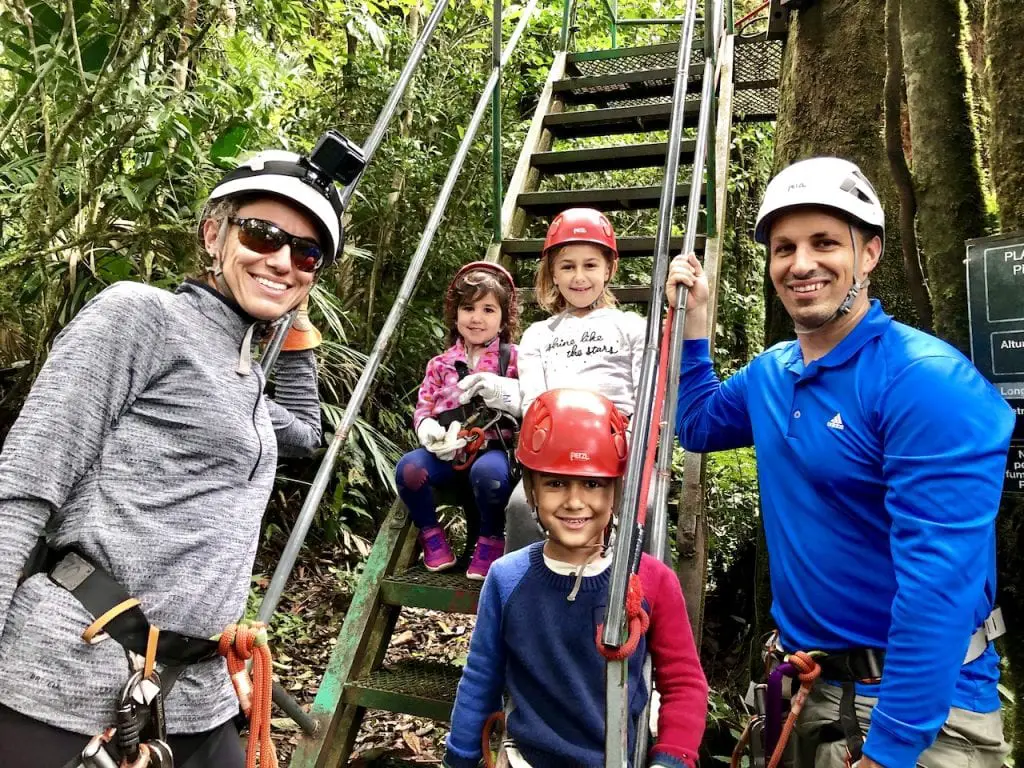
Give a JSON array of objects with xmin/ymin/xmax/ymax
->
[
  {"xmin": 541, "ymin": 208, "xmax": 618, "ymax": 260},
  {"xmin": 516, "ymin": 389, "xmax": 628, "ymax": 478},
  {"xmin": 444, "ymin": 260, "xmax": 519, "ymax": 334}
]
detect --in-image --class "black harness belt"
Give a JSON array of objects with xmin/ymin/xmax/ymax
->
[{"xmin": 48, "ymin": 550, "xmax": 220, "ymax": 666}]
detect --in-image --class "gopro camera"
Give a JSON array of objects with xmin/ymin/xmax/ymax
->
[{"xmin": 306, "ymin": 130, "xmax": 366, "ymax": 188}]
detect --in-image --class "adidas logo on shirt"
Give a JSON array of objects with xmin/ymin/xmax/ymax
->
[{"xmin": 827, "ymin": 412, "xmax": 845, "ymax": 431}]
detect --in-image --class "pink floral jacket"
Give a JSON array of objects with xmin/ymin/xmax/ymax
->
[{"xmin": 413, "ymin": 337, "xmax": 519, "ymax": 429}]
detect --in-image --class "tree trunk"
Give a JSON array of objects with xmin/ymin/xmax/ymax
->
[
  {"xmin": 769, "ymin": 0, "xmax": 917, "ymax": 348},
  {"xmin": 900, "ymin": 0, "xmax": 986, "ymax": 354},
  {"xmin": 984, "ymin": 0, "xmax": 1024, "ymax": 757},
  {"xmin": 884, "ymin": 0, "xmax": 931, "ymax": 331}
]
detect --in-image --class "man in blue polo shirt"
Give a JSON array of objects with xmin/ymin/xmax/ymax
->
[{"xmin": 666, "ymin": 157, "xmax": 1014, "ymax": 768}]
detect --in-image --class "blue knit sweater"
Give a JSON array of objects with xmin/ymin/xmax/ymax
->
[{"xmin": 445, "ymin": 543, "xmax": 708, "ymax": 768}]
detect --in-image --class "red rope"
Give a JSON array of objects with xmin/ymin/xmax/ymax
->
[
  {"xmin": 735, "ymin": 0, "xmax": 769, "ymax": 29},
  {"xmin": 219, "ymin": 621, "xmax": 278, "ymax": 768},
  {"xmin": 636, "ymin": 309, "xmax": 675, "ymax": 529},
  {"xmin": 481, "ymin": 711, "xmax": 506, "ymax": 768},
  {"xmin": 595, "ymin": 574, "xmax": 651, "ymax": 660}
]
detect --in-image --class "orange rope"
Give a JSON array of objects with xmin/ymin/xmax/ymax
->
[
  {"xmin": 595, "ymin": 574, "xmax": 651, "ymax": 660},
  {"xmin": 767, "ymin": 652, "xmax": 820, "ymax": 768},
  {"xmin": 218, "ymin": 621, "xmax": 278, "ymax": 768},
  {"xmin": 481, "ymin": 711, "xmax": 506, "ymax": 768},
  {"xmin": 730, "ymin": 651, "xmax": 821, "ymax": 768}
]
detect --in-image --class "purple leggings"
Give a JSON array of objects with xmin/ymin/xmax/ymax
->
[{"xmin": 395, "ymin": 448, "xmax": 512, "ymax": 537}]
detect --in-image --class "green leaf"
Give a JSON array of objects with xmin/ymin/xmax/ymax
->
[{"xmin": 210, "ymin": 124, "xmax": 253, "ymax": 166}]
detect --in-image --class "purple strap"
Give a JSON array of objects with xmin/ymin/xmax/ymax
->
[{"xmin": 765, "ymin": 661, "xmax": 796, "ymax": 757}]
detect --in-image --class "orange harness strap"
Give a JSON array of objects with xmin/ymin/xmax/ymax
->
[{"xmin": 218, "ymin": 621, "xmax": 278, "ymax": 768}]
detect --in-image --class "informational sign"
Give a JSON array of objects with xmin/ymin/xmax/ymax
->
[{"xmin": 966, "ymin": 231, "xmax": 1024, "ymax": 494}]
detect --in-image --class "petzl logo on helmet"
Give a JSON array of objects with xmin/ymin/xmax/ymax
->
[
  {"xmin": 569, "ymin": 451, "xmax": 590, "ymax": 462},
  {"xmin": 572, "ymin": 227, "xmax": 588, "ymax": 234},
  {"xmin": 787, "ymin": 182, "xmax": 806, "ymax": 192}
]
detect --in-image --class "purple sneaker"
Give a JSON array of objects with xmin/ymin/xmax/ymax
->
[
  {"xmin": 466, "ymin": 536, "xmax": 505, "ymax": 581},
  {"xmin": 419, "ymin": 526, "xmax": 456, "ymax": 572}
]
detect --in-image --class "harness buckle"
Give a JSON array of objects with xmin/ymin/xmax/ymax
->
[
  {"xmin": 984, "ymin": 606, "xmax": 1006, "ymax": 641},
  {"xmin": 50, "ymin": 551, "xmax": 95, "ymax": 592}
]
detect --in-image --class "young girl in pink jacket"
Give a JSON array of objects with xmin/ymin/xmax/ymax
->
[{"xmin": 396, "ymin": 262, "xmax": 521, "ymax": 580}]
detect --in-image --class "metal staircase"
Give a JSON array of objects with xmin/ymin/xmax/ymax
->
[{"xmin": 288, "ymin": 6, "xmax": 783, "ymax": 767}]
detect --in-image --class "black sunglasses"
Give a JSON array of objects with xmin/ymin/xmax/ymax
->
[{"xmin": 228, "ymin": 217, "xmax": 324, "ymax": 273}]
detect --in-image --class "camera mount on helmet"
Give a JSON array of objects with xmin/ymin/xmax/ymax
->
[{"xmin": 303, "ymin": 130, "xmax": 366, "ymax": 191}]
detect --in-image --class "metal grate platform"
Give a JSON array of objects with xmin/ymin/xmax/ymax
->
[
  {"xmin": 345, "ymin": 659, "xmax": 461, "ymax": 722},
  {"xmin": 381, "ymin": 565, "xmax": 482, "ymax": 614},
  {"xmin": 563, "ymin": 36, "xmax": 783, "ymax": 122}
]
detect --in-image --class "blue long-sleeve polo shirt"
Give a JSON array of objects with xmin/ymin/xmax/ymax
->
[{"xmin": 676, "ymin": 300, "xmax": 1014, "ymax": 768}]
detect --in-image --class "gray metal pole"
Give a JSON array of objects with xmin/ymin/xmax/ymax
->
[
  {"xmin": 261, "ymin": 0, "xmax": 454, "ymax": 365},
  {"xmin": 630, "ymin": 7, "xmax": 722, "ymax": 764},
  {"xmin": 257, "ymin": 0, "xmax": 540, "ymax": 625},
  {"xmin": 602, "ymin": 1, "xmax": 701, "ymax": 764},
  {"xmin": 259, "ymin": 311, "xmax": 295, "ymax": 377},
  {"xmin": 339, "ymin": 0, "xmax": 454, "ymax": 209}
]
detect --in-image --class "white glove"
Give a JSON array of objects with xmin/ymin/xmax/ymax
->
[
  {"xmin": 433, "ymin": 420, "xmax": 467, "ymax": 462},
  {"xmin": 457, "ymin": 373, "xmax": 522, "ymax": 417},
  {"xmin": 416, "ymin": 418, "xmax": 445, "ymax": 449}
]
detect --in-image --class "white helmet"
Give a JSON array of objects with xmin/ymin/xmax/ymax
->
[
  {"xmin": 754, "ymin": 157, "xmax": 884, "ymax": 246},
  {"xmin": 202, "ymin": 131, "xmax": 364, "ymax": 266}
]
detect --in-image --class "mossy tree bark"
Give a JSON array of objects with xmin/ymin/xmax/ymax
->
[
  {"xmin": 984, "ymin": 0, "xmax": 1024, "ymax": 758},
  {"xmin": 768, "ymin": 0, "xmax": 917, "ymax": 349},
  {"xmin": 900, "ymin": 0, "xmax": 986, "ymax": 354}
]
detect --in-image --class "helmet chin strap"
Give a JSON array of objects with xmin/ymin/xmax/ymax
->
[{"xmin": 792, "ymin": 224, "xmax": 867, "ymax": 336}]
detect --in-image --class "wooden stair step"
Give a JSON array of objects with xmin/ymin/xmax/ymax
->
[
  {"xmin": 381, "ymin": 565, "xmax": 482, "ymax": 614},
  {"xmin": 502, "ymin": 235, "xmax": 702, "ymax": 259},
  {"xmin": 531, "ymin": 140, "xmax": 696, "ymax": 174},
  {"xmin": 543, "ymin": 101, "xmax": 699, "ymax": 139},
  {"xmin": 516, "ymin": 184, "xmax": 702, "ymax": 215},
  {"xmin": 343, "ymin": 659, "xmax": 459, "ymax": 722},
  {"xmin": 520, "ymin": 285, "xmax": 654, "ymax": 305},
  {"xmin": 553, "ymin": 67, "xmax": 697, "ymax": 105}
]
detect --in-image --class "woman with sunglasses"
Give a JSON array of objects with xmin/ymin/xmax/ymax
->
[{"xmin": 0, "ymin": 144, "xmax": 349, "ymax": 767}]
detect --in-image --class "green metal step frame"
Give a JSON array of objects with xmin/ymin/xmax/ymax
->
[
  {"xmin": 343, "ymin": 659, "xmax": 461, "ymax": 723},
  {"xmin": 543, "ymin": 101, "xmax": 698, "ymax": 139},
  {"xmin": 531, "ymin": 140, "xmax": 697, "ymax": 174},
  {"xmin": 517, "ymin": 183, "xmax": 703, "ymax": 215},
  {"xmin": 381, "ymin": 566, "xmax": 482, "ymax": 614},
  {"xmin": 502, "ymin": 234, "xmax": 700, "ymax": 259}
]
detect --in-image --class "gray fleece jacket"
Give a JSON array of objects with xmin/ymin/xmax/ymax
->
[{"xmin": 0, "ymin": 280, "xmax": 322, "ymax": 735}]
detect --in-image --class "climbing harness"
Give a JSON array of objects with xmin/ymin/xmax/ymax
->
[
  {"xmin": 26, "ymin": 548, "xmax": 280, "ymax": 768},
  {"xmin": 734, "ymin": 607, "xmax": 1006, "ymax": 768},
  {"xmin": 437, "ymin": 341, "xmax": 521, "ymax": 482}
]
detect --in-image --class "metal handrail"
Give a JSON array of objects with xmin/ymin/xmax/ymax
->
[
  {"xmin": 603, "ymin": 0, "xmax": 727, "ymax": 762},
  {"xmin": 256, "ymin": 0, "xmax": 540, "ymax": 626},
  {"xmin": 260, "ymin": 0, "xmax": 455, "ymax": 375}
]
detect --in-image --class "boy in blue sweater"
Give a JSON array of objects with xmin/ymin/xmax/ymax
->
[{"xmin": 444, "ymin": 389, "xmax": 708, "ymax": 768}]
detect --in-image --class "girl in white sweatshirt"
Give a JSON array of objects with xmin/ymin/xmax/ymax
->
[{"xmin": 506, "ymin": 207, "xmax": 646, "ymax": 551}]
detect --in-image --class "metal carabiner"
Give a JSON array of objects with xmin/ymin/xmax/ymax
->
[
  {"xmin": 116, "ymin": 669, "xmax": 167, "ymax": 763},
  {"xmin": 81, "ymin": 728, "xmax": 120, "ymax": 768}
]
